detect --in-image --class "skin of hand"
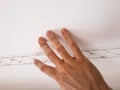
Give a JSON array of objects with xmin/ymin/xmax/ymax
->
[{"xmin": 34, "ymin": 28, "xmax": 111, "ymax": 90}]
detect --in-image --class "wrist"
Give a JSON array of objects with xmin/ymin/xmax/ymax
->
[{"xmin": 92, "ymin": 82, "xmax": 112, "ymax": 90}]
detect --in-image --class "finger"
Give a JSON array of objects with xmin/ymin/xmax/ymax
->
[
  {"xmin": 61, "ymin": 28, "xmax": 84, "ymax": 62},
  {"xmin": 46, "ymin": 30, "xmax": 72, "ymax": 62},
  {"xmin": 38, "ymin": 37, "xmax": 62, "ymax": 67},
  {"xmin": 34, "ymin": 59, "xmax": 58, "ymax": 80}
]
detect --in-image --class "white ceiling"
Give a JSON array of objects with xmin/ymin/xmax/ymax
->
[{"xmin": 0, "ymin": 0, "xmax": 120, "ymax": 90}]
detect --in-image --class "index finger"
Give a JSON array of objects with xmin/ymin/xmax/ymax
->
[{"xmin": 61, "ymin": 28, "xmax": 84, "ymax": 62}]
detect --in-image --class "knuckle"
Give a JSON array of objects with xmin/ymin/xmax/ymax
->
[
  {"xmin": 57, "ymin": 47, "xmax": 67, "ymax": 56},
  {"xmin": 64, "ymin": 33, "xmax": 71, "ymax": 38},
  {"xmin": 61, "ymin": 73, "xmax": 67, "ymax": 79},
  {"xmin": 71, "ymin": 42, "xmax": 77, "ymax": 47},
  {"xmin": 71, "ymin": 43, "xmax": 81, "ymax": 52},
  {"xmin": 56, "ymin": 45, "xmax": 64, "ymax": 52},
  {"xmin": 49, "ymin": 36, "xmax": 54, "ymax": 40},
  {"xmin": 47, "ymin": 51, "xmax": 54, "ymax": 58},
  {"xmin": 42, "ymin": 44, "xmax": 48, "ymax": 50},
  {"xmin": 40, "ymin": 65, "xmax": 46, "ymax": 71}
]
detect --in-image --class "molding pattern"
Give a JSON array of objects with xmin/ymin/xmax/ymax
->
[{"xmin": 0, "ymin": 48, "xmax": 120, "ymax": 66}]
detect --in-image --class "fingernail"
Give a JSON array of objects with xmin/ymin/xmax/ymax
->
[
  {"xmin": 46, "ymin": 31, "xmax": 52, "ymax": 36},
  {"xmin": 34, "ymin": 59, "xmax": 39, "ymax": 65},
  {"xmin": 39, "ymin": 37, "xmax": 44, "ymax": 42},
  {"xmin": 61, "ymin": 28, "xmax": 67, "ymax": 34}
]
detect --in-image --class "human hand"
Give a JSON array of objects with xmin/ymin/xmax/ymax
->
[{"xmin": 34, "ymin": 28, "xmax": 111, "ymax": 90}]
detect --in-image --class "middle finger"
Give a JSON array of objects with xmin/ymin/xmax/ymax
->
[{"xmin": 46, "ymin": 30, "xmax": 72, "ymax": 62}]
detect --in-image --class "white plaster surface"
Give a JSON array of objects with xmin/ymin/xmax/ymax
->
[{"xmin": 0, "ymin": 0, "xmax": 120, "ymax": 90}]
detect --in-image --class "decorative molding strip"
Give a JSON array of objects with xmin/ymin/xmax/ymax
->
[{"xmin": 0, "ymin": 48, "xmax": 120, "ymax": 66}]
